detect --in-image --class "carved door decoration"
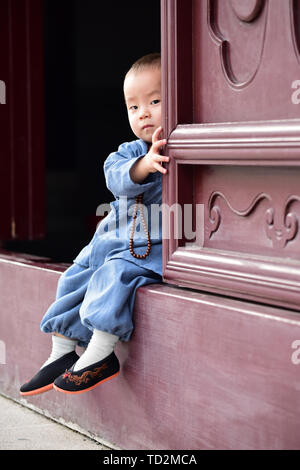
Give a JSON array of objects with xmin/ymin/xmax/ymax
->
[{"xmin": 161, "ymin": 0, "xmax": 300, "ymax": 310}]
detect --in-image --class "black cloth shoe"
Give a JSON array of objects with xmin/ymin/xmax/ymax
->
[
  {"xmin": 53, "ymin": 351, "xmax": 120, "ymax": 395},
  {"xmin": 20, "ymin": 351, "xmax": 79, "ymax": 397}
]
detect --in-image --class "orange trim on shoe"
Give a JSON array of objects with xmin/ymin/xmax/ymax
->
[
  {"xmin": 53, "ymin": 371, "xmax": 120, "ymax": 395},
  {"xmin": 20, "ymin": 383, "xmax": 54, "ymax": 397}
]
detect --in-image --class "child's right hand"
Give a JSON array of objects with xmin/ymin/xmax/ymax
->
[{"xmin": 144, "ymin": 126, "xmax": 170, "ymax": 175}]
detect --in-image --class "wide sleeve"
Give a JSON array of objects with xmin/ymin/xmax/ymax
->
[{"xmin": 103, "ymin": 141, "xmax": 158, "ymax": 199}]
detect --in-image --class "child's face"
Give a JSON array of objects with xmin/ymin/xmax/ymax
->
[{"xmin": 124, "ymin": 67, "xmax": 162, "ymax": 143}]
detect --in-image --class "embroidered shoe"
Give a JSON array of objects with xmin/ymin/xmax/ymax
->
[
  {"xmin": 53, "ymin": 351, "xmax": 120, "ymax": 395},
  {"xmin": 20, "ymin": 351, "xmax": 80, "ymax": 397}
]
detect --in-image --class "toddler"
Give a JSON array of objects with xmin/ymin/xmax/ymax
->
[{"xmin": 20, "ymin": 53, "xmax": 169, "ymax": 396}]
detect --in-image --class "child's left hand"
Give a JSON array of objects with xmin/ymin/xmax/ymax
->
[
  {"xmin": 130, "ymin": 127, "xmax": 170, "ymax": 184},
  {"xmin": 144, "ymin": 126, "xmax": 170, "ymax": 175}
]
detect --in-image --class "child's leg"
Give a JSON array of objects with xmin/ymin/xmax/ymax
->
[
  {"xmin": 53, "ymin": 259, "xmax": 161, "ymax": 394},
  {"xmin": 40, "ymin": 262, "xmax": 94, "ymax": 349},
  {"xmin": 40, "ymin": 334, "xmax": 78, "ymax": 369},
  {"xmin": 73, "ymin": 329, "xmax": 119, "ymax": 371},
  {"xmin": 20, "ymin": 262, "xmax": 94, "ymax": 396},
  {"xmin": 80, "ymin": 258, "xmax": 162, "ymax": 344}
]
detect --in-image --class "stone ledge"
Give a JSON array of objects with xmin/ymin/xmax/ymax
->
[{"xmin": 1, "ymin": 251, "xmax": 300, "ymax": 450}]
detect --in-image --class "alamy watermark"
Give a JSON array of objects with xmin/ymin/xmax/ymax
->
[
  {"xmin": 0, "ymin": 80, "xmax": 6, "ymax": 104},
  {"xmin": 291, "ymin": 80, "xmax": 300, "ymax": 104},
  {"xmin": 0, "ymin": 340, "xmax": 6, "ymax": 364},
  {"xmin": 96, "ymin": 198, "xmax": 205, "ymax": 248},
  {"xmin": 291, "ymin": 340, "xmax": 300, "ymax": 365}
]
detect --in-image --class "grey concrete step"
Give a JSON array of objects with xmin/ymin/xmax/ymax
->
[{"xmin": 0, "ymin": 394, "xmax": 110, "ymax": 450}]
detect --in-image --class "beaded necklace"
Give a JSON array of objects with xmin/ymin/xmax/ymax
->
[{"xmin": 129, "ymin": 193, "xmax": 151, "ymax": 259}]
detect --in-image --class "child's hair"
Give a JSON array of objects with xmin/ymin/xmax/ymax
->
[{"xmin": 126, "ymin": 53, "xmax": 161, "ymax": 77}]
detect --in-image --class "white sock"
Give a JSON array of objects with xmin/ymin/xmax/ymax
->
[
  {"xmin": 73, "ymin": 329, "xmax": 119, "ymax": 371},
  {"xmin": 40, "ymin": 335, "xmax": 77, "ymax": 369}
]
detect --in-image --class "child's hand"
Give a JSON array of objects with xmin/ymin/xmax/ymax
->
[{"xmin": 144, "ymin": 126, "xmax": 169, "ymax": 175}]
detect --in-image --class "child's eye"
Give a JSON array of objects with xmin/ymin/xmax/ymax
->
[
  {"xmin": 151, "ymin": 99, "xmax": 160, "ymax": 105},
  {"xmin": 129, "ymin": 105, "xmax": 138, "ymax": 111}
]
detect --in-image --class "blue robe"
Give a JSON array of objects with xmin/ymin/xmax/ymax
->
[
  {"xmin": 40, "ymin": 140, "xmax": 163, "ymax": 345},
  {"xmin": 74, "ymin": 139, "xmax": 163, "ymax": 274}
]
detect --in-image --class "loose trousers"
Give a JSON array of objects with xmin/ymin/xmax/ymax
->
[{"xmin": 41, "ymin": 259, "xmax": 162, "ymax": 347}]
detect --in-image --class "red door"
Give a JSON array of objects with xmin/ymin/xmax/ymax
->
[
  {"xmin": 161, "ymin": 0, "xmax": 300, "ymax": 311},
  {"xmin": 0, "ymin": 0, "xmax": 45, "ymax": 241}
]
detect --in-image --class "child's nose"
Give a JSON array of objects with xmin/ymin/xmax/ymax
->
[{"xmin": 139, "ymin": 107, "xmax": 150, "ymax": 119}]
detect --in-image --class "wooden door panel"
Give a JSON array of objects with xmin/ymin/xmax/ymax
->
[
  {"xmin": 0, "ymin": 0, "xmax": 13, "ymax": 240},
  {"xmin": 0, "ymin": 0, "xmax": 45, "ymax": 241},
  {"xmin": 201, "ymin": 165, "xmax": 300, "ymax": 257},
  {"xmin": 161, "ymin": 0, "xmax": 300, "ymax": 311},
  {"xmin": 194, "ymin": 0, "xmax": 300, "ymax": 123}
]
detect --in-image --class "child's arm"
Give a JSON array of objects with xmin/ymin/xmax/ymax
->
[
  {"xmin": 104, "ymin": 131, "xmax": 169, "ymax": 199},
  {"xmin": 130, "ymin": 127, "xmax": 170, "ymax": 184}
]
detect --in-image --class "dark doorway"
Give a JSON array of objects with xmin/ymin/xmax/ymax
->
[{"xmin": 4, "ymin": 0, "xmax": 161, "ymax": 263}]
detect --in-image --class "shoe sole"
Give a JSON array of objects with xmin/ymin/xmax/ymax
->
[
  {"xmin": 53, "ymin": 371, "xmax": 120, "ymax": 395},
  {"xmin": 20, "ymin": 383, "xmax": 54, "ymax": 397}
]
